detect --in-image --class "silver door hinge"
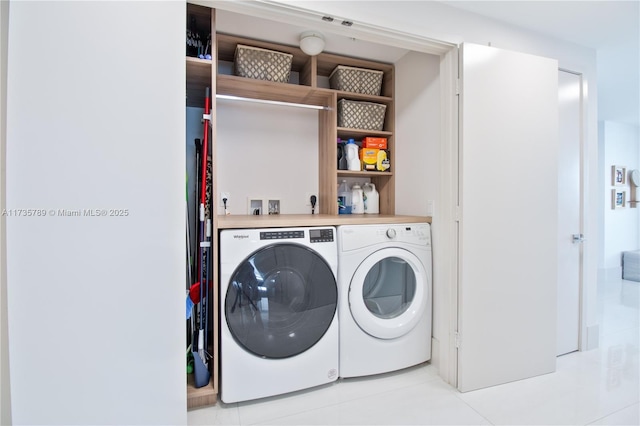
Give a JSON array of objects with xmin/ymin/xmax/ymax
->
[
  {"xmin": 572, "ymin": 233, "xmax": 586, "ymax": 244},
  {"xmin": 455, "ymin": 78, "xmax": 460, "ymax": 95},
  {"xmin": 455, "ymin": 206, "xmax": 461, "ymax": 222},
  {"xmin": 455, "ymin": 331, "xmax": 461, "ymax": 348}
]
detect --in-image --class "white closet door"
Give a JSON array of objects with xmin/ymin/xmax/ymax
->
[
  {"xmin": 457, "ymin": 43, "xmax": 559, "ymax": 392},
  {"xmin": 556, "ymin": 70, "xmax": 582, "ymax": 356}
]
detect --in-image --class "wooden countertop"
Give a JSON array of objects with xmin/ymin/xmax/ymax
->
[{"xmin": 217, "ymin": 214, "xmax": 432, "ymax": 229}]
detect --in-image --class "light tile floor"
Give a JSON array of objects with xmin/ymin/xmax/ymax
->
[{"xmin": 189, "ymin": 277, "xmax": 639, "ymax": 425}]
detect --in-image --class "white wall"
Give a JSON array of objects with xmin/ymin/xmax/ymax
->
[
  {"xmin": 395, "ymin": 51, "xmax": 441, "ymax": 217},
  {"xmin": 6, "ymin": 2, "xmax": 186, "ymax": 424},
  {"xmin": 215, "ymin": 100, "xmax": 319, "ymax": 215},
  {"xmin": 601, "ymin": 121, "xmax": 640, "ymax": 273}
]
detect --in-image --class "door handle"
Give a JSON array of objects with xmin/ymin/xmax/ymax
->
[{"xmin": 572, "ymin": 234, "xmax": 585, "ymax": 244}]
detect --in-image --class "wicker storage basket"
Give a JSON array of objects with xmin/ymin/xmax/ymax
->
[
  {"xmin": 330, "ymin": 65, "xmax": 383, "ymax": 96},
  {"xmin": 234, "ymin": 44, "xmax": 293, "ymax": 83},
  {"xmin": 337, "ymin": 99, "xmax": 387, "ymax": 131}
]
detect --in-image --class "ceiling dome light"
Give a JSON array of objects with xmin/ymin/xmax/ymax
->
[{"xmin": 300, "ymin": 31, "xmax": 325, "ymax": 56}]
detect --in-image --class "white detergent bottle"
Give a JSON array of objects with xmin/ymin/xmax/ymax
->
[
  {"xmin": 351, "ymin": 183, "xmax": 365, "ymax": 214},
  {"xmin": 345, "ymin": 139, "xmax": 360, "ymax": 171},
  {"xmin": 363, "ymin": 182, "xmax": 379, "ymax": 214},
  {"xmin": 338, "ymin": 180, "xmax": 352, "ymax": 214}
]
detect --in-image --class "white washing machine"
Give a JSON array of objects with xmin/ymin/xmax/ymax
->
[
  {"xmin": 337, "ymin": 223, "xmax": 432, "ymax": 378},
  {"xmin": 219, "ymin": 227, "xmax": 339, "ymax": 403}
]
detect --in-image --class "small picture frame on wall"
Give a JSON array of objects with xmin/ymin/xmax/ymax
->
[
  {"xmin": 611, "ymin": 189, "xmax": 627, "ymax": 209},
  {"xmin": 612, "ymin": 165, "xmax": 627, "ymax": 186}
]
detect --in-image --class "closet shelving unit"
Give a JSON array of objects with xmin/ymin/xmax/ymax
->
[
  {"xmin": 185, "ymin": 2, "xmax": 428, "ymax": 408},
  {"xmin": 185, "ymin": 3, "xmax": 217, "ymax": 409},
  {"xmin": 215, "ymin": 32, "xmax": 396, "ymax": 216},
  {"xmin": 187, "ymin": 4, "xmax": 396, "ymax": 214}
]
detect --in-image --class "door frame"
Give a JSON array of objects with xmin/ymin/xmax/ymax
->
[{"xmin": 558, "ymin": 68, "xmax": 588, "ymax": 352}]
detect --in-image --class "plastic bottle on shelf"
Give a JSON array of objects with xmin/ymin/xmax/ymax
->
[
  {"xmin": 351, "ymin": 183, "xmax": 365, "ymax": 214},
  {"xmin": 338, "ymin": 138, "xmax": 348, "ymax": 170},
  {"xmin": 363, "ymin": 182, "xmax": 379, "ymax": 214},
  {"xmin": 338, "ymin": 180, "xmax": 352, "ymax": 214},
  {"xmin": 345, "ymin": 139, "xmax": 360, "ymax": 171}
]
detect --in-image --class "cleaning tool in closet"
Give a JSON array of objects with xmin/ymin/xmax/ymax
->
[
  {"xmin": 186, "ymin": 172, "xmax": 196, "ymax": 319},
  {"xmin": 193, "ymin": 87, "xmax": 212, "ymax": 388},
  {"xmin": 186, "ymin": 174, "xmax": 196, "ymax": 375}
]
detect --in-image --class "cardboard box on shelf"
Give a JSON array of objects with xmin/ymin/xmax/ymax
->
[
  {"xmin": 362, "ymin": 137, "xmax": 387, "ymax": 150},
  {"xmin": 360, "ymin": 148, "xmax": 390, "ymax": 172}
]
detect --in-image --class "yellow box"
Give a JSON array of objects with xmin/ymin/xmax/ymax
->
[
  {"xmin": 360, "ymin": 148, "xmax": 390, "ymax": 172},
  {"xmin": 360, "ymin": 148, "xmax": 379, "ymax": 171}
]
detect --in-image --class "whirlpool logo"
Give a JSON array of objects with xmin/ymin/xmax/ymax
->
[{"xmin": 233, "ymin": 234, "xmax": 249, "ymax": 239}]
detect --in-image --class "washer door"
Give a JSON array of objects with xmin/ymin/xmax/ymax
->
[
  {"xmin": 225, "ymin": 243, "xmax": 337, "ymax": 359},
  {"xmin": 349, "ymin": 247, "xmax": 428, "ymax": 339}
]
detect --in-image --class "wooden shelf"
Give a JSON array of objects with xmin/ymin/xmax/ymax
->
[
  {"xmin": 186, "ymin": 57, "xmax": 213, "ymax": 107},
  {"xmin": 186, "ymin": 56, "xmax": 213, "ymax": 66},
  {"xmin": 337, "ymin": 127, "xmax": 393, "ymax": 139},
  {"xmin": 187, "ymin": 374, "xmax": 216, "ymax": 409},
  {"xmin": 335, "ymin": 91, "xmax": 393, "ymax": 104},
  {"xmin": 338, "ymin": 170, "xmax": 393, "ymax": 177},
  {"xmin": 216, "ymin": 74, "xmax": 333, "ymax": 107},
  {"xmin": 218, "ymin": 214, "xmax": 431, "ymax": 229}
]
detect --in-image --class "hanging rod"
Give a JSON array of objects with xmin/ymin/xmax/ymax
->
[{"xmin": 216, "ymin": 94, "xmax": 331, "ymax": 111}]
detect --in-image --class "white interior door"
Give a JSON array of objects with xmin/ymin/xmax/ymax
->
[
  {"xmin": 557, "ymin": 70, "xmax": 582, "ymax": 356},
  {"xmin": 457, "ymin": 43, "xmax": 559, "ymax": 392}
]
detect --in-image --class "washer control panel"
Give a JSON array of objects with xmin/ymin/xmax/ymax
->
[
  {"xmin": 260, "ymin": 230, "xmax": 304, "ymax": 240},
  {"xmin": 309, "ymin": 228, "xmax": 334, "ymax": 243},
  {"xmin": 258, "ymin": 228, "xmax": 334, "ymax": 243}
]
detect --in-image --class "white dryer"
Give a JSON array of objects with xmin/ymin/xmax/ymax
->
[
  {"xmin": 337, "ymin": 223, "xmax": 432, "ymax": 378},
  {"xmin": 219, "ymin": 227, "xmax": 339, "ymax": 403}
]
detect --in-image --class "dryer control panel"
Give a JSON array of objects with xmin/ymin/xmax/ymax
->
[
  {"xmin": 377, "ymin": 225, "xmax": 430, "ymax": 246},
  {"xmin": 338, "ymin": 223, "xmax": 431, "ymax": 252}
]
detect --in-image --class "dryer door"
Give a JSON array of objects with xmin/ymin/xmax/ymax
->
[
  {"xmin": 225, "ymin": 243, "xmax": 337, "ymax": 359},
  {"xmin": 349, "ymin": 247, "xmax": 429, "ymax": 339}
]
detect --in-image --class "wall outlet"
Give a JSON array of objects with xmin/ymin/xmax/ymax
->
[
  {"xmin": 427, "ymin": 200, "xmax": 435, "ymax": 217},
  {"xmin": 247, "ymin": 198, "xmax": 263, "ymax": 215},
  {"xmin": 220, "ymin": 192, "xmax": 230, "ymax": 215},
  {"xmin": 306, "ymin": 193, "xmax": 319, "ymax": 213},
  {"xmin": 267, "ymin": 199, "xmax": 281, "ymax": 215},
  {"xmin": 305, "ymin": 193, "xmax": 318, "ymax": 206}
]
